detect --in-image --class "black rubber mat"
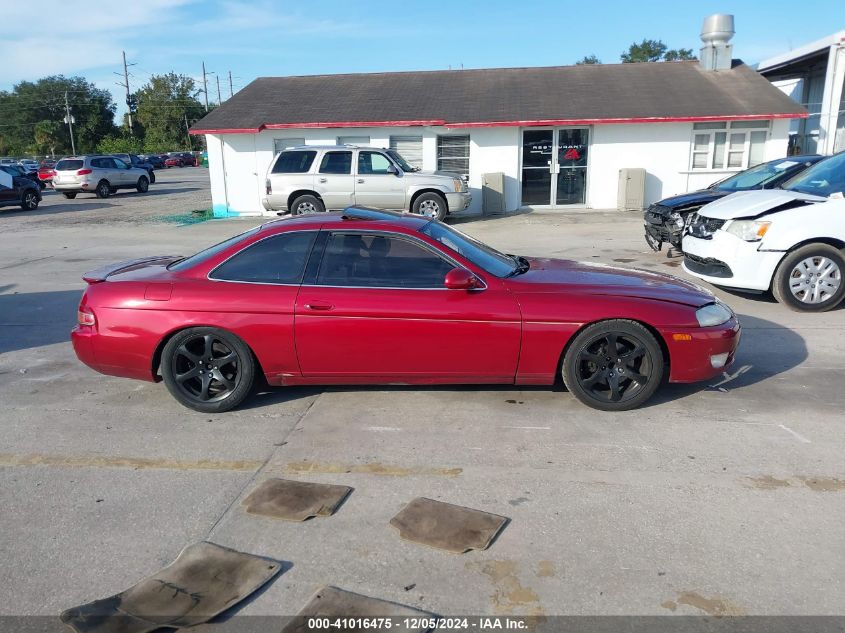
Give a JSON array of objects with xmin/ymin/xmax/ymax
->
[
  {"xmin": 389, "ymin": 497, "xmax": 508, "ymax": 553},
  {"xmin": 60, "ymin": 541, "xmax": 281, "ymax": 632}
]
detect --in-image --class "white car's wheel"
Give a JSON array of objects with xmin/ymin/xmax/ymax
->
[{"xmin": 772, "ymin": 244, "xmax": 845, "ymax": 312}]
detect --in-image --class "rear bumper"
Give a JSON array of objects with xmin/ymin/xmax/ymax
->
[
  {"xmin": 54, "ymin": 180, "xmax": 93, "ymax": 192},
  {"xmin": 665, "ymin": 317, "xmax": 741, "ymax": 383},
  {"xmin": 446, "ymin": 191, "xmax": 472, "ymax": 212},
  {"xmin": 71, "ymin": 325, "xmax": 156, "ymax": 382}
]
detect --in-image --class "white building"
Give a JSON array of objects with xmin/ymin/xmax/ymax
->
[
  {"xmin": 192, "ymin": 28, "xmax": 804, "ymax": 218},
  {"xmin": 758, "ymin": 31, "xmax": 845, "ymax": 156}
]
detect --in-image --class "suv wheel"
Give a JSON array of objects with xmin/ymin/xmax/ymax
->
[
  {"xmin": 412, "ymin": 192, "xmax": 447, "ymax": 221},
  {"xmin": 95, "ymin": 181, "xmax": 111, "ymax": 199},
  {"xmin": 62, "ymin": 192, "xmax": 77, "ymax": 199},
  {"xmin": 21, "ymin": 190, "xmax": 39, "ymax": 210},
  {"xmin": 149, "ymin": 170, "xmax": 156, "ymax": 184},
  {"xmin": 291, "ymin": 194, "xmax": 325, "ymax": 215},
  {"xmin": 136, "ymin": 176, "xmax": 149, "ymax": 193},
  {"xmin": 772, "ymin": 244, "xmax": 845, "ymax": 312}
]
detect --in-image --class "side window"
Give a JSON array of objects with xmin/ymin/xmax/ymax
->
[
  {"xmin": 90, "ymin": 158, "xmax": 102, "ymax": 168},
  {"xmin": 319, "ymin": 151, "xmax": 352, "ymax": 174},
  {"xmin": 272, "ymin": 151, "xmax": 317, "ymax": 174},
  {"xmin": 113, "ymin": 158, "xmax": 127, "ymax": 169},
  {"xmin": 358, "ymin": 151, "xmax": 392, "ymax": 175},
  {"xmin": 210, "ymin": 231, "xmax": 317, "ymax": 284},
  {"xmin": 317, "ymin": 233, "xmax": 455, "ymax": 288}
]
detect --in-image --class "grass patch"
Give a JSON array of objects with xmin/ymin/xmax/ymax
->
[{"xmin": 150, "ymin": 208, "xmax": 214, "ymax": 225}]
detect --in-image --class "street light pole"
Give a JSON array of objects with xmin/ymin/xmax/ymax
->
[
  {"xmin": 63, "ymin": 91, "xmax": 76, "ymax": 155},
  {"xmin": 228, "ymin": 70, "xmax": 234, "ymax": 98},
  {"xmin": 216, "ymin": 74, "xmax": 222, "ymax": 104},
  {"xmin": 202, "ymin": 61, "xmax": 209, "ymax": 112}
]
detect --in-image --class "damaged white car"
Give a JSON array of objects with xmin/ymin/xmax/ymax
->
[{"xmin": 682, "ymin": 151, "xmax": 845, "ymax": 312}]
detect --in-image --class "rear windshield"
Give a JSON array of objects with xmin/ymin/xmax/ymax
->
[
  {"xmin": 272, "ymin": 150, "xmax": 317, "ymax": 174},
  {"xmin": 55, "ymin": 159, "xmax": 84, "ymax": 171},
  {"xmin": 168, "ymin": 227, "xmax": 261, "ymax": 272}
]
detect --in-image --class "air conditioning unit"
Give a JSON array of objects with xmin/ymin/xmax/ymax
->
[
  {"xmin": 618, "ymin": 168, "xmax": 646, "ymax": 211},
  {"xmin": 482, "ymin": 172, "xmax": 505, "ymax": 215}
]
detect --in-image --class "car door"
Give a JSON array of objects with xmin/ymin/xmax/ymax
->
[
  {"xmin": 314, "ymin": 151, "xmax": 355, "ymax": 209},
  {"xmin": 294, "ymin": 230, "xmax": 522, "ymax": 382},
  {"xmin": 111, "ymin": 157, "xmax": 132, "ymax": 185},
  {"xmin": 0, "ymin": 167, "xmax": 16, "ymax": 204},
  {"xmin": 353, "ymin": 150, "xmax": 406, "ymax": 209}
]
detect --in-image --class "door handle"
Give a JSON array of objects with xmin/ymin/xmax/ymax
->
[
  {"xmin": 305, "ymin": 303, "xmax": 333, "ymax": 311},
  {"xmin": 318, "ymin": 177, "xmax": 327, "ymax": 183},
  {"xmin": 357, "ymin": 178, "xmax": 364, "ymax": 184}
]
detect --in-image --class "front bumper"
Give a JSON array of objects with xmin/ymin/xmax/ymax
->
[
  {"xmin": 682, "ymin": 231, "xmax": 785, "ymax": 292},
  {"xmin": 666, "ymin": 316, "xmax": 741, "ymax": 383},
  {"xmin": 446, "ymin": 191, "xmax": 472, "ymax": 212}
]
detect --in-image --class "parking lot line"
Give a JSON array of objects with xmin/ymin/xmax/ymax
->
[
  {"xmin": 0, "ymin": 452, "xmax": 264, "ymax": 472},
  {"xmin": 777, "ymin": 424, "xmax": 812, "ymax": 444}
]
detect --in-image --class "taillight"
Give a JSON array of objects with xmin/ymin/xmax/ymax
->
[
  {"xmin": 77, "ymin": 168, "xmax": 93, "ymax": 175},
  {"xmin": 266, "ymin": 179, "xmax": 272, "ymax": 195},
  {"xmin": 77, "ymin": 307, "xmax": 96, "ymax": 326}
]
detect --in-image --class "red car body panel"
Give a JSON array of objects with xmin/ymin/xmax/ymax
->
[{"xmin": 71, "ymin": 212, "xmax": 740, "ymax": 391}]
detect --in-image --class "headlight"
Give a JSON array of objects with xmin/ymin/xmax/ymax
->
[
  {"xmin": 725, "ymin": 219, "xmax": 771, "ymax": 241},
  {"xmin": 695, "ymin": 302, "xmax": 732, "ymax": 327},
  {"xmin": 669, "ymin": 211, "xmax": 684, "ymax": 228},
  {"xmin": 452, "ymin": 178, "xmax": 463, "ymax": 192}
]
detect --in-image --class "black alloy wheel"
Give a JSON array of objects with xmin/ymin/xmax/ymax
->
[
  {"xmin": 21, "ymin": 190, "xmax": 39, "ymax": 210},
  {"xmin": 562, "ymin": 319, "xmax": 664, "ymax": 411}
]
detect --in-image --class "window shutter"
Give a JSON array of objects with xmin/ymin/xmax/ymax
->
[{"xmin": 389, "ymin": 136, "xmax": 423, "ymax": 169}]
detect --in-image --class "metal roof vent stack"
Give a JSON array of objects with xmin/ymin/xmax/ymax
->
[{"xmin": 699, "ymin": 14, "xmax": 735, "ymax": 71}]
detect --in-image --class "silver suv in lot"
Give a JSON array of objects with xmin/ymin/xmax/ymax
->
[
  {"xmin": 262, "ymin": 145, "xmax": 471, "ymax": 220},
  {"xmin": 52, "ymin": 155, "xmax": 151, "ymax": 199}
]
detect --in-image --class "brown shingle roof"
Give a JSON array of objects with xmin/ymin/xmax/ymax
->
[{"xmin": 191, "ymin": 61, "xmax": 806, "ymax": 134}]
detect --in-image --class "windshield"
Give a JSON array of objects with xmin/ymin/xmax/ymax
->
[
  {"xmin": 782, "ymin": 152, "xmax": 845, "ymax": 197},
  {"xmin": 419, "ymin": 221, "xmax": 516, "ymax": 277},
  {"xmin": 168, "ymin": 227, "xmax": 261, "ymax": 271},
  {"xmin": 715, "ymin": 159, "xmax": 806, "ymax": 191},
  {"xmin": 386, "ymin": 150, "xmax": 419, "ymax": 172}
]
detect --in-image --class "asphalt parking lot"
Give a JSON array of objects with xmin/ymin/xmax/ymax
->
[{"xmin": 1, "ymin": 167, "xmax": 843, "ymax": 622}]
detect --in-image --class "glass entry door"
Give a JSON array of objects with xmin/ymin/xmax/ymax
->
[{"xmin": 521, "ymin": 128, "xmax": 589, "ymax": 206}]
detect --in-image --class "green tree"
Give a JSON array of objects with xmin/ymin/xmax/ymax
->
[
  {"xmin": 664, "ymin": 48, "xmax": 697, "ymax": 61},
  {"xmin": 96, "ymin": 133, "xmax": 144, "ymax": 155},
  {"xmin": 621, "ymin": 39, "xmax": 667, "ymax": 63},
  {"xmin": 135, "ymin": 73, "xmax": 206, "ymax": 152},
  {"xmin": 576, "ymin": 55, "xmax": 601, "ymax": 65},
  {"xmin": 0, "ymin": 76, "xmax": 116, "ymax": 155},
  {"xmin": 32, "ymin": 120, "xmax": 64, "ymax": 157}
]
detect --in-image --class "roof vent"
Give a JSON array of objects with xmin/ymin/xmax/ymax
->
[{"xmin": 699, "ymin": 14, "xmax": 735, "ymax": 71}]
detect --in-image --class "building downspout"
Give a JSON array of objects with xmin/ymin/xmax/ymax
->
[{"xmin": 820, "ymin": 41, "xmax": 845, "ymax": 155}]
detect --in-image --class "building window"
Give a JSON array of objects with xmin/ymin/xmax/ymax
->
[
  {"xmin": 437, "ymin": 135, "xmax": 470, "ymax": 178},
  {"xmin": 689, "ymin": 121, "xmax": 770, "ymax": 171},
  {"xmin": 337, "ymin": 135, "xmax": 370, "ymax": 146},
  {"xmin": 273, "ymin": 137, "xmax": 305, "ymax": 153},
  {"xmin": 389, "ymin": 136, "xmax": 423, "ymax": 169}
]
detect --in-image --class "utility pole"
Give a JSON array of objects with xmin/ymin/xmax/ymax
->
[
  {"xmin": 63, "ymin": 91, "xmax": 76, "ymax": 155},
  {"xmin": 202, "ymin": 62, "xmax": 209, "ymax": 111},
  {"xmin": 216, "ymin": 74, "xmax": 222, "ymax": 104},
  {"xmin": 184, "ymin": 114, "xmax": 192, "ymax": 150},
  {"xmin": 228, "ymin": 71, "xmax": 234, "ymax": 98},
  {"xmin": 115, "ymin": 51, "xmax": 136, "ymax": 133}
]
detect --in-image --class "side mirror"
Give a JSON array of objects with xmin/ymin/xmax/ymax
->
[
  {"xmin": 387, "ymin": 163, "xmax": 399, "ymax": 175},
  {"xmin": 444, "ymin": 268, "xmax": 480, "ymax": 290}
]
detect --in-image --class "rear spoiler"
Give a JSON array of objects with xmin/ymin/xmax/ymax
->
[{"xmin": 82, "ymin": 256, "xmax": 181, "ymax": 284}]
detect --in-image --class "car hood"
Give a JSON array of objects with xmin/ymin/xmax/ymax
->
[
  {"xmin": 697, "ymin": 189, "xmax": 826, "ymax": 220},
  {"xmin": 651, "ymin": 189, "xmax": 727, "ymax": 214},
  {"xmin": 505, "ymin": 257, "xmax": 715, "ymax": 307}
]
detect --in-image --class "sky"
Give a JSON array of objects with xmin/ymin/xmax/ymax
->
[{"xmin": 1, "ymin": 0, "xmax": 843, "ymax": 121}]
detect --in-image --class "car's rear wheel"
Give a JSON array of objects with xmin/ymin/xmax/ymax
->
[
  {"xmin": 562, "ymin": 319, "xmax": 664, "ymax": 411},
  {"xmin": 772, "ymin": 244, "xmax": 845, "ymax": 312},
  {"xmin": 62, "ymin": 192, "xmax": 76, "ymax": 199},
  {"xmin": 291, "ymin": 194, "xmax": 325, "ymax": 215},
  {"xmin": 161, "ymin": 327, "xmax": 255, "ymax": 413},
  {"xmin": 95, "ymin": 180, "xmax": 111, "ymax": 198},
  {"xmin": 21, "ymin": 190, "xmax": 39, "ymax": 210},
  {"xmin": 136, "ymin": 176, "xmax": 149, "ymax": 193},
  {"xmin": 411, "ymin": 192, "xmax": 447, "ymax": 221}
]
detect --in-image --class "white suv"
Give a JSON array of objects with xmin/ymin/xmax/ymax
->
[
  {"xmin": 682, "ymin": 151, "xmax": 845, "ymax": 312},
  {"xmin": 52, "ymin": 155, "xmax": 151, "ymax": 199},
  {"xmin": 262, "ymin": 145, "xmax": 471, "ymax": 220}
]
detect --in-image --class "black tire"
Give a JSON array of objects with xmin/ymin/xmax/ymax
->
[
  {"xmin": 290, "ymin": 194, "xmax": 325, "ymax": 215},
  {"xmin": 62, "ymin": 192, "xmax": 77, "ymax": 199},
  {"xmin": 771, "ymin": 244, "xmax": 845, "ymax": 312},
  {"xmin": 95, "ymin": 180, "xmax": 111, "ymax": 198},
  {"xmin": 161, "ymin": 327, "xmax": 256, "ymax": 413},
  {"xmin": 411, "ymin": 192, "xmax": 447, "ymax": 221},
  {"xmin": 136, "ymin": 176, "xmax": 149, "ymax": 193},
  {"xmin": 149, "ymin": 171, "xmax": 156, "ymax": 184},
  {"xmin": 21, "ymin": 190, "xmax": 39, "ymax": 211},
  {"xmin": 561, "ymin": 319, "xmax": 664, "ymax": 411}
]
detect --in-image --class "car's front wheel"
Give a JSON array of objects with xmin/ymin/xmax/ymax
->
[
  {"xmin": 411, "ymin": 192, "xmax": 447, "ymax": 221},
  {"xmin": 291, "ymin": 194, "xmax": 325, "ymax": 215},
  {"xmin": 62, "ymin": 192, "xmax": 77, "ymax": 199},
  {"xmin": 161, "ymin": 327, "xmax": 256, "ymax": 413},
  {"xmin": 562, "ymin": 319, "xmax": 664, "ymax": 411},
  {"xmin": 772, "ymin": 244, "xmax": 845, "ymax": 312},
  {"xmin": 149, "ymin": 171, "xmax": 156, "ymax": 184},
  {"xmin": 21, "ymin": 190, "xmax": 39, "ymax": 210}
]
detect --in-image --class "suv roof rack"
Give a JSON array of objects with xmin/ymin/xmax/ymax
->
[{"xmin": 340, "ymin": 207, "xmax": 409, "ymax": 221}]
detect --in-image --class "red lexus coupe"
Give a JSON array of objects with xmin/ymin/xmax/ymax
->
[{"xmin": 71, "ymin": 208, "xmax": 740, "ymax": 413}]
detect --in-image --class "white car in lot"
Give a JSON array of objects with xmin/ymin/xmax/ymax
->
[{"xmin": 682, "ymin": 151, "xmax": 845, "ymax": 312}]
